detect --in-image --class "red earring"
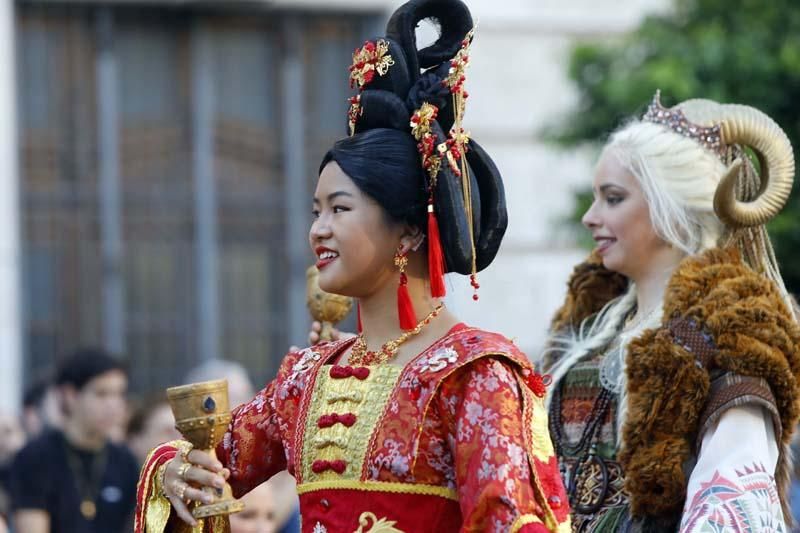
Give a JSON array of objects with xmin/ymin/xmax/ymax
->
[
  {"xmin": 395, "ymin": 252, "xmax": 417, "ymax": 330},
  {"xmin": 427, "ymin": 198, "xmax": 446, "ymax": 298}
]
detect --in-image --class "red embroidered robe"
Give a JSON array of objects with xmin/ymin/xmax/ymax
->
[{"xmin": 135, "ymin": 326, "xmax": 570, "ymax": 533}]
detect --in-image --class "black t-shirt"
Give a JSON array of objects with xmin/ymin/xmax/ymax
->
[{"xmin": 8, "ymin": 429, "xmax": 139, "ymax": 533}]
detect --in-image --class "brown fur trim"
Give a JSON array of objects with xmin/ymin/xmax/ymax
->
[
  {"xmin": 549, "ymin": 251, "xmax": 628, "ymax": 334},
  {"xmin": 620, "ymin": 326, "xmax": 710, "ymax": 516},
  {"xmin": 619, "ymin": 248, "xmax": 800, "ymax": 522}
]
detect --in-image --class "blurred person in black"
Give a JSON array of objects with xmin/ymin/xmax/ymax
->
[
  {"xmin": 0, "ymin": 410, "xmax": 25, "ymax": 526},
  {"xmin": 8, "ymin": 347, "xmax": 139, "ymax": 533},
  {"xmin": 21, "ymin": 375, "xmax": 64, "ymax": 438}
]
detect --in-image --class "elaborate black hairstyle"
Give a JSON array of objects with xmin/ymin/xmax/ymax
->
[{"xmin": 321, "ymin": 0, "xmax": 507, "ymax": 276}]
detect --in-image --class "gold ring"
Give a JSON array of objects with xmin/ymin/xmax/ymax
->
[
  {"xmin": 173, "ymin": 480, "xmax": 187, "ymax": 500},
  {"xmin": 177, "ymin": 462, "xmax": 192, "ymax": 481}
]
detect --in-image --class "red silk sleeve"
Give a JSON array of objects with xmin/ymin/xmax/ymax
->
[
  {"xmin": 437, "ymin": 357, "xmax": 553, "ymax": 532},
  {"xmin": 216, "ymin": 349, "xmax": 310, "ymax": 497},
  {"xmin": 216, "ymin": 380, "xmax": 287, "ymax": 497}
]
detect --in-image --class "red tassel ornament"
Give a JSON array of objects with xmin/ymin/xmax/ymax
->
[
  {"xmin": 357, "ymin": 302, "xmax": 363, "ymax": 333},
  {"xmin": 395, "ymin": 253, "xmax": 418, "ymax": 330},
  {"xmin": 427, "ymin": 201, "xmax": 446, "ymax": 298}
]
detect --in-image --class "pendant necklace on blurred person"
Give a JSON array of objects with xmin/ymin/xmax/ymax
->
[{"xmin": 64, "ymin": 439, "xmax": 108, "ymax": 520}]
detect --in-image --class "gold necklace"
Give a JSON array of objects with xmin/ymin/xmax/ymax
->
[
  {"xmin": 64, "ymin": 440, "xmax": 107, "ymax": 521},
  {"xmin": 349, "ymin": 304, "xmax": 444, "ymax": 365}
]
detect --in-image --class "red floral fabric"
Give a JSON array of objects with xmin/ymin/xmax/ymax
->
[{"xmin": 190, "ymin": 328, "xmax": 566, "ymax": 532}]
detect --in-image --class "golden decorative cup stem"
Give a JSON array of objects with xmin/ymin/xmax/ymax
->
[
  {"xmin": 319, "ymin": 321, "xmax": 337, "ymax": 343},
  {"xmin": 166, "ymin": 379, "xmax": 244, "ymax": 519},
  {"xmin": 306, "ymin": 265, "xmax": 353, "ymax": 342}
]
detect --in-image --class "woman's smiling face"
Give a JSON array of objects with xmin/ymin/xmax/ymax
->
[
  {"xmin": 582, "ymin": 150, "xmax": 670, "ymax": 280},
  {"xmin": 309, "ymin": 161, "xmax": 403, "ymax": 297}
]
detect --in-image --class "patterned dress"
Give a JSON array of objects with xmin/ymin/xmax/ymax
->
[
  {"xmin": 135, "ymin": 325, "xmax": 571, "ymax": 533},
  {"xmin": 548, "ymin": 352, "xmax": 634, "ymax": 531}
]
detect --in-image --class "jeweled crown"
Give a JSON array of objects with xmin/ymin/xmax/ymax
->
[{"xmin": 642, "ymin": 90, "xmax": 726, "ymax": 160}]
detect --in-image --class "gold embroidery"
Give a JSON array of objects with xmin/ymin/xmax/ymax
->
[
  {"xmin": 510, "ymin": 514, "xmax": 543, "ymax": 533},
  {"xmin": 326, "ymin": 391, "xmax": 363, "ymax": 404},
  {"xmin": 296, "ymin": 479, "xmax": 458, "ymax": 500},
  {"xmin": 144, "ymin": 460, "xmax": 172, "ymax": 533},
  {"xmin": 313, "ymin": 435, "xmax": 349, "ymax": 449},
  {"xmin": 511, "ymin": 514, "xmax": 569, "ymax": 533},
  {"xmin": 353, "ymin": 512, "xmax": 404, "ymax": 533},
  {"xmin": 529, "ymin": 394, "xmax": 555, "ymax": 461},
  {"xmin": 301, "ymin": 365, "xmax": 401, "ymax": 481},
  {"xmin": 516, "ymin": 375, "xmax": 571, "ymax": 532}
]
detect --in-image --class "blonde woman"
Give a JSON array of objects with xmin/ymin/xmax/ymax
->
[{"xmin": 544, "ymin": 92, "xmax": 800, "ymax": 531}]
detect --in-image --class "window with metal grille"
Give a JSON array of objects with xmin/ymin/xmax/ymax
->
[{"xmin": 18, "ymin": 3, "xmax": 375, "ymax": 394}]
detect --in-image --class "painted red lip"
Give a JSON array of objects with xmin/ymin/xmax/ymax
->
[
  {"xmin": 315, "ymin": 246, "xmax": 338, "ymax": 270},
  {"xmin": 594, "ymin": 237, "xmax": 616, "ymax": 254},
  {"xmin": 316, "ymin": 258, "xmax": 336, "ymax": 269}
]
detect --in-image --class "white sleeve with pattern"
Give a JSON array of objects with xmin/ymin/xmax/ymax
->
[{"xmin": 679, "ymin": 404, "xmax": 784, "ymax": 532}]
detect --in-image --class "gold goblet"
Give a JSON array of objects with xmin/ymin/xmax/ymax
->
[
  {"xmin": 306, "ymin": 265, "xmax": 353, "ymax": 341},
  {"xmin": 166, "ymin": 379, "xmax": 245, "ymax": 519}
]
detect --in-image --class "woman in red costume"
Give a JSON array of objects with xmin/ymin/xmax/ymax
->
[{"xmin": 134, "ymin": 1, "xmax": 569, "ymax": 531}]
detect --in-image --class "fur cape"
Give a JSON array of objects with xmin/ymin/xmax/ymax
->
[{"xmin": 550, "ymin": 247, "xmax": 800, "ymax": 524}]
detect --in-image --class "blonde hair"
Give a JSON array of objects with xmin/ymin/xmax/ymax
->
[
  {"xmin": 604, "ymin": 120, "xmax": 726, "ymax": 254},
  {"xmin": 546, "ymin": 100, "xmax": 796, "ymax": 437}
]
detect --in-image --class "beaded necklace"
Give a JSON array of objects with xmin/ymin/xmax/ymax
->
[
  {"xmin": 349, "ymin": 304, "xmax": 444, "ymax": 365},
  {"xmin": 549, "ymin": 383, "xmax": 613, "ymax": 515}
]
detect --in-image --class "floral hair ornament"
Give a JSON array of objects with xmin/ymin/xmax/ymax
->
[
  {"xmin": 410, "ymin": 102, "xmax": 447, "ymax": 298},
  {"xmin": 347, "ymin": 94, "xmax": 362, "ymax": 137},
  {"xmin": 349, "ymin": 39, "xmax": 395, "ymax": 90},
  {"xmin": 642, "ymin": 90, "xmax": 727, "ymax": 161},
  {"xmin": 346, "ymin": 40, "xmax": 395, "ymax": 136},
  {"xmin": 410, "ymin": 103, "xmax": 443, "ymax": 180},
  {"xmin": 440, "ymin": 28, "xmax": 473, "ymax": 177},
  {"xmin": 409, "ymin": 27, "xmax": 479, "ymax": 301},
  {"xmin": 443, "ymin": 28, "xmax": 480, "ymax": 300}
]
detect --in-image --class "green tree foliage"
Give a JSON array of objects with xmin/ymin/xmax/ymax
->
[{"xmin": 554, "ymin": 0, "xmax": 800, "ymax": 292}]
